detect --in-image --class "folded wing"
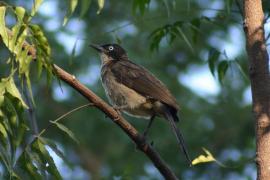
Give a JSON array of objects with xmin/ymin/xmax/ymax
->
[{"xmin": 110, "ymin": 60, "xmax": 179, "ymax": 111}]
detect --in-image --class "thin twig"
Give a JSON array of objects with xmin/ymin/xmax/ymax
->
[
  {"xmin": 15, "ymin": 103, "xmax": 94, "ymax": 166},
  {"xmin": 52, "ymin": 64, "xmax": 179, "ymax": 180},
  {"xmin": 3, "ymin": 26, "xmax": 181, "ymax": 180},
  {"xmin": 38, "ymin": 103, "xmax": 94, "ymax": 137},
  {"xmin": 39, "ymin": 103, "xmax": 93, "ymax": 138},
  {"xmin": 78, "ymin": 15, "xmax": 166, "ymax": 42}
]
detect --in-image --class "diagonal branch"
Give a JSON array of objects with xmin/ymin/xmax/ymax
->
[
  {"xmin": 53, "ymin": 64, "xmax": 179, "ymax": 180},
  {"xmin": 1, "ymin": 29, "xmax": 180, "ymax": 180}
]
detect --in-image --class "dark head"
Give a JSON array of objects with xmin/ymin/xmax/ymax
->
[{"xmin": 90, "ymin": 43, "xmax": 128, "ymax": 61}]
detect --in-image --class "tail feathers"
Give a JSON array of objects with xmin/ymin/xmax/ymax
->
[{"xmin": 165, "ymin": 112, "xmax": 192, "ymax": 166}]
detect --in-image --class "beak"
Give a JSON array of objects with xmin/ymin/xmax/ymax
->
[{"xmin": 89, "ymin": 43, "xmax": 104, "ymax": 52}]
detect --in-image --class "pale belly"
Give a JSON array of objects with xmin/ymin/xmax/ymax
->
[{"xmin": 101, "ymin": 72, "xmax": 154, "ymax": 119}]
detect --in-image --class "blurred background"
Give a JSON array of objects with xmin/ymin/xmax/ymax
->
[{"xmin": 2, "ymin": 0, "xmax": 270, "ymax": 179}]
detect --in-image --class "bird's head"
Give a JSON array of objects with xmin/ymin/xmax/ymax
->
[{"xmin": 90, "ymin": 43, "xmax": 127, "ymax": 62}]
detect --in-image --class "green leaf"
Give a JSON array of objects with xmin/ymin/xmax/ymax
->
[
  {"xmin": 4, "ymin": 6, "xmax": 28, "ymax": 55},
  {"xmin": 29, "ymin": 24, "xmax": 53, "ymax": 78},
  {"xmin": 149, "ymin": 27, "xmax": 165, "ymax": 51},
  {"xmin": 0, "ymin": 81, "xmax": 5, "ymax": 106},
  {"xmin": 132, "ymin": 0, "xmax": 138, "ymax": 14},
  {"xmin": 0, "ymin": 95, "xmax": 19, "ymax": 160},
  {"xmin": 39, "ymin": 137, "xmax": 72, "ymax": 168},
  {"xmin": 13, "ymin": 120, "xmax": 28, "ymax": 148},
  {"xmin": 29, "ymin": 23, "xmax": 54, "ymax": 91},
  {"xmin": 192, "ymin": 148, "xmax": 227, "ymax": 167},
  {"xmin": 132, "ymin": 0, "xmax": 150, "ymax": 15},
  {"xmin": 233, "ymin": 59, "xmax": 249, "ymax": 81},
  {"xmin": 217, "ymin": 60, "xmax": 229, "ymax": 84},
  {"xmin": 51, "ymin": 121, "xmax": 79, "ymax": 144},
  {"xmin": 0, "ymin": 105, "xmax": 12, "ymax": 132},
  {"xmin": 14, "ymin": 6, "xmax": 26, "ymax": 22},
  {"xmin": 80, "ymin": 0, "xmax": 92, "ymax": 18},
  {"xmin": 25, "ymin": 72, "xmax": 35, "ymax": 106},
  {"xmin": 31, "ymin": 139, "xmax": 62, "ymax": 180},
  {"xmin": 24, "ymin": 150, "xmax": 45, "ymax": 177},
  {"xmin": 10, "ymin": 27, "xmax": 28, "ymax": 64},
  {"xmin": 0, "ymin": 6, "xmax": 9, "ymax": 46},
  {"xmin": 18, "ymin": 47, "xmax": 32, "ymax": 74},
  {"xmin": 10, "ymin": 171, "xmax": 21, "ymax": 180},
  {"xmin": 226, "ymin": 0, "xmax": 234, "ymax": 14},
  {"xmin": 173, "ymin": 25, "xmax": 194, "ymax": 53},
  {"xmin": 0, "ymin": 143, "xmax": 12, "ymax": 173},
  {"xmin": 0, "ymin": 122, "xmax": 8, "ymax": 139},
  {"xmin": 189, "ymin": 18, "xmax": 201, "ymax": 43},
  {"xmin": 63, "ymin": 0, "xmax": 78, "ymax": 26},
  {"xmin": 29, "ymin": 24, "xmax": 51, "ymax": 57},
  {"xmin": 17, "ymin": 151, "xmax": 43, "ymax": 180},
  {"xmin": 31, "ymin": 0, "xmax": 43, "ymax": 17},
  {"xmin": 3, "ymin": 95, "xmax": 18, "ymax": 128},
  {"xmin": 3, "ymin": 92, "xmax": 28, "ymax": 148},
  {"xmin": 4, "ymin": 77, "xmax": 28, "ymax": 108},
  {"xmin": 208, "ymin": 48, "xmax": 220, "ymax": 77},
  {"xmin": 97, "ymin": 0, "xmax": 105, "ymax": 14},
  {"xmin": 0, "ymin": 120, "xmax": 8, "ymax": 148},
  {"xmin": 0, "ymin": 122, "xmax": 8, "ymax": 149},
  {"xmin": 69, "ymin": 39, "xmax": 78, "ymax": 65},
  {"xmin": 192, "ymin": 148, "xmax": 216, "ymax": 165}
]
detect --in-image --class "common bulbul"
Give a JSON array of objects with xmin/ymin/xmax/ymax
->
[{"xmin": 90, "ymin": 43, "xmax": 191, "ymax": 165}]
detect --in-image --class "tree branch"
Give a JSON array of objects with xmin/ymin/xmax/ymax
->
[
  {"xmin": 53, "ymin": 64, "xmax": 179, "ymax": 180},
  {"xmin": 243, "ymin": 0, "xmax": 270, "ymax": 179},
  {"xmin": 1, "ymin": 30, "xmax": 180, "ymax": 180}
]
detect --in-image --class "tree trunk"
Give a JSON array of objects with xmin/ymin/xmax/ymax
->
[{"xmin": 243, "ymin": 1, "xmax": 270, "ymax": 179}]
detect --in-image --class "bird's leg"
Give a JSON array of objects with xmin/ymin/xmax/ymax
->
[{"xmin": 143, "ymin": 115, "xmax": 155, "ymax": 138}]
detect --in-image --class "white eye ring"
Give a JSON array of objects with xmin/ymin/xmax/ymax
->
[{"xmin": 108, "ymin": 46, "xmax": 114, "ymax": 51}]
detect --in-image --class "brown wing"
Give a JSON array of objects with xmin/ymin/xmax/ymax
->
[{"xmin": 110, "ymin": 60, "xmax": 179, "ymax": 111}]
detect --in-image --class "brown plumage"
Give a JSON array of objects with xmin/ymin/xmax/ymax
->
[
  {"xmin": 110, "ymin": 60, "xmax": 180, "ymax": 111},
  {"xmin": 90, "ymin": 43, "xmax": 191, "ymax": 165},
  {"xmin": 108, "ymin": 59, "xmax": 180, "ymax": 121}
]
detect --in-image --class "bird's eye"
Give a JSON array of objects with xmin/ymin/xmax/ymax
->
[{"xmin": 108, "ymin": 46, "xmax": 114, "ymax": 51}]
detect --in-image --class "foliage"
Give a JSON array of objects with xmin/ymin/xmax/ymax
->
[
  {"xmin": 1, "ymin": 0, "xmax": 269, "ymax": 179},
  {"xmin": 0, "ymin": 0, "xmax": 84, "ymax": 178},
  {"xmin": 192, "ymin": 148, "xmax": 216, "ymax": 165}
]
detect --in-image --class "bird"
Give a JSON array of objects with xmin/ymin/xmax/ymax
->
[{"xmin": 90, "ymin": 43, "xmax": 192, "ymax": 165}]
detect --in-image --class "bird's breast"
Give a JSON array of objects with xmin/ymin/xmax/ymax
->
[{"xmin": 101, "ymin": 68, "xmax": 154, "ymax": 119}]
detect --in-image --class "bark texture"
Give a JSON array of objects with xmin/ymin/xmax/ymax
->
[{"xmin": 243, "ymin": 1, "xmax": 270, "ymax": 179}]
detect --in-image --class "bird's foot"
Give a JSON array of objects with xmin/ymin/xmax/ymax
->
[
  {"xmin": 143, "ymin": 136, "xmax": 154, "ymax": 147},
  {"xmin": 113, "ymin": 105, "xmax": 128, "ymax": 114},
  {"xmin": 113, "ymin": 105, "xmax": 129, "ymax": 115},
  {"xmin": 112, "ymin": 105, "xmax": 122, "ymax": 115},
  {"xmin": 135, "ymin": 134, "xmax": 154, "ymax": 151}
]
